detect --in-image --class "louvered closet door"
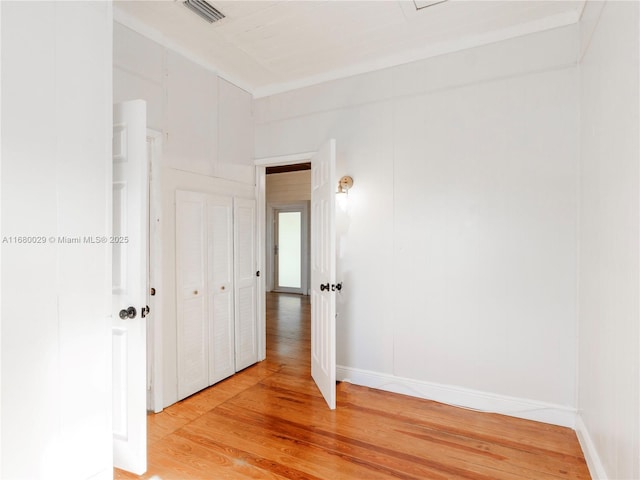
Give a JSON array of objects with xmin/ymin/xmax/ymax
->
[
  {"xmin": 176, "ymin": 190, "xmax": 208, "ymax": 400},
  {"xmin": 234, "ymin": 197, "xmax": 258, "ymax": 371},
  {"xmin": 208, "ymin": 195, "xmax": 235, "ymax": 384}
]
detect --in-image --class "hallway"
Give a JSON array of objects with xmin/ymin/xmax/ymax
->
[
  {"xmin": 266, "ymin": 292, "xmax": 311, "ymax": 370},
  {"xmin": 116, "ymin": 293, "xmax": 590, "ymax": 479}
]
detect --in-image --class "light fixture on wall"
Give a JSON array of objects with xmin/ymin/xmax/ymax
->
[{"xmin": 336, "ymin": 176, "xmax": 353, "ymax": 211}]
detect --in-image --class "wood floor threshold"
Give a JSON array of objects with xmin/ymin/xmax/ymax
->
[{"xmin": 116, "ymin": 293, "xmax": 590, "ymax": 480}]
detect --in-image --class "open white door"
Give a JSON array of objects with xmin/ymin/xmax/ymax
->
[
  {"xmin": 310, "ymin": 139, "xmax": 337, "ymax": 409},
  {"xmin": 112, "ymin": 100, "xmax": 148, "ymax": 475}
]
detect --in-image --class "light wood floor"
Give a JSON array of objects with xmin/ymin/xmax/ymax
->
[{"xmin": 116, "ymin": 292, "xmax": 590, "ymax": 480}]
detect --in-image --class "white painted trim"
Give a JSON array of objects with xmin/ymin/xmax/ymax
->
[
  {"xmin": 336, "ymin": 365, "xmax": 577, "ymax": 428},
  {"xmin": 575, "ymin": 415, "xmax": 608, "ymax": 479},
  {"xmin": 266, "ymin": 204, "xmax": 275, "ymax": 293},
  {"xmin": 255, "ymin": 167, "xmax": 267, "ymax": 361},
  {"xmin": 147, "ymin": 129, "xmax": 163, "ymax": 414},
  {"xmin": 0, "ymin": 4, "xmax": 3, "ymax": 472},
  {"xmin": 113, "ymin": 8, "xmax": 253, "ymax": 95},
  {"xmin": 255, "ymin": 152, "xmax": 316, "ymax": 167},
  {"xmin": 253, "ymin": 11, "xmax": 582, "ymax": 98}
]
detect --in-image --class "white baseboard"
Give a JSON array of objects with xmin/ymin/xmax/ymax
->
[
  {"xmin": 575, "ymin": 415, "xmax": 608, "ymax": 479},
  {"xmin": 336, "ymin": 365, "xmax": 576, "ymax": 428}
]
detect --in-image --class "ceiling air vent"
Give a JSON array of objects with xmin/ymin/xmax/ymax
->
[{"xmin": 183, "ymin": 0, "xmax": 225, "ymax": 23}]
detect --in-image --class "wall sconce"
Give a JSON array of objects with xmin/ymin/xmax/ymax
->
[
  {"xmin": 337, "ymin": 176, "xmax": 353, "ymax": 195},
  {"xmin": 336, "ymin": 176, "xmax": 353, "ymax": 211}
]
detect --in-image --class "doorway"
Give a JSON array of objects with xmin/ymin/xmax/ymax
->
[
  {"xmin": 255, "ymin": 155, "xmax": 313, "ymax": 362},
  {"xmin": 256, "ymin": 142, "xmax": 337, "ymax": 409},
  {"xmin": 270, "ymin": 204, "xmax": 309, "ymax": 295}
]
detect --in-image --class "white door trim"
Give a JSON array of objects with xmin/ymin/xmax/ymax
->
[
  {"xmin": 255, "ymin": 152, "xmax": 316, "ymax": 167},
  {"xmin": 255, "ymin": 152, "xmax": 316, "ymax": 361},
  {"xmin": 147, "ymin": 128, "xmax": 163, "ymax": 414}
]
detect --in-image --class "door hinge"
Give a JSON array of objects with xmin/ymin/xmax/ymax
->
[{"xmin": 256, "ymin": 271, "xmax": 260, "ymax": 277}]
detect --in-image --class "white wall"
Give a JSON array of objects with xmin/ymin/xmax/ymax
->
[
  {"xmin": 1, "ymin": 2, "xmax": 113, "ymax": 479},
  {"xmin": 114, "ymin": 22, "xmax": 254, "ymax": 185},
  {"xmin": 114, "ymin": 22, "xmax": 256, "ymax": 408},
  {"xmin": 255, "ymin": 25, "xmax": 580, "ymax": 426},
  {"xmin": 577, "ymin": 2, "xmax": 640, "ymax": 478}
]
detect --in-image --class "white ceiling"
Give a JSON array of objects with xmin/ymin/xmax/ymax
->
[{"xmin": 114, "ymin": 0, "xmax": 585, "ymax": 97}]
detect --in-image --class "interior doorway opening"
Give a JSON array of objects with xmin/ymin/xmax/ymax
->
[
  {"xmin": 270, "ymin": 204, "xmax": 309, "ymax": 295},
  {"xmin": 256, "ymin": 139, "xmax": 337, "ymax": 409},
  {"xmin": 263, "ymin": 164, "xmax": 312, "ymax": 374},
  {"xmin": 264, "ymin": 162, "xmax": 312, "ymax": 297},
  {"xmin": 256, "ymin": 155, "xmax": 314, "ymax": 363}
]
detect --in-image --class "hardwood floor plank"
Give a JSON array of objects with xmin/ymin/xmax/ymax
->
[
  {"xmin": 202, "ymin": 402, "xmax": 483, "ymax": 480},
  {"xmin": 116, "ymin": 293, "xmax": 590, "ymax": 480},
  {"xmin": 341, "ymin": 385, "xmax": 584, "ymax": 458},
  {"xmin": 180, "ymin": 423, "xmax": 348, "ymax": 480},
  {"xmin": 152, "ymin": 435, "xmax": 289, "ymax": 480},
  {"xmin": 184, "ymin": 411, "xmax": 456, "ymax": 480},
  {"xmin": 212, "ymin": 392, "xmax": 544, "ymax": 480}
]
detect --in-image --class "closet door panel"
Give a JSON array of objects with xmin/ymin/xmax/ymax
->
[
  {"xmin": 176, "ymin": 191, "xmax": 208, "ymax": 400},
  {"xmin": 234, "ymin": 197, "xmax": 258, "ymax": 371},
  {"xmin": 208, "ymin": 195, "xmax": 235, "ymax": 384}
]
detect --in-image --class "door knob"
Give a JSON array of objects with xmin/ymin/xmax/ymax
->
[
  {"xmin": 320, "ymin": 283, "xmax": 330, "ymax": 291},
  {"xmin": 119, "ymin": 306, "xmax": 137, "ymax": 319}
]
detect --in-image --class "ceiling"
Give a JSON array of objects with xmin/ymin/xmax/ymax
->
[{"xmin": 114, "ymin": 0, "xmax": 585, "ymax": 97}]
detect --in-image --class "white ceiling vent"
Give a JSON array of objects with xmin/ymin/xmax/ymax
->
[{"xmin": 183, "ymin": 0, "xmax": 225, "ymax": 23}]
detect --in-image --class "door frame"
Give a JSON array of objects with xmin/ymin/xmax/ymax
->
[
  {"xmin": 255, "ymin": 152, "xmax": 316, "ymax": 361},
  {"xmin": 146, "ymin": 128, "xmax": 163, "ymax": 413},
  {"xmin": 268, "ymin": 202, "xmax": 310, "ymax": 295}
]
